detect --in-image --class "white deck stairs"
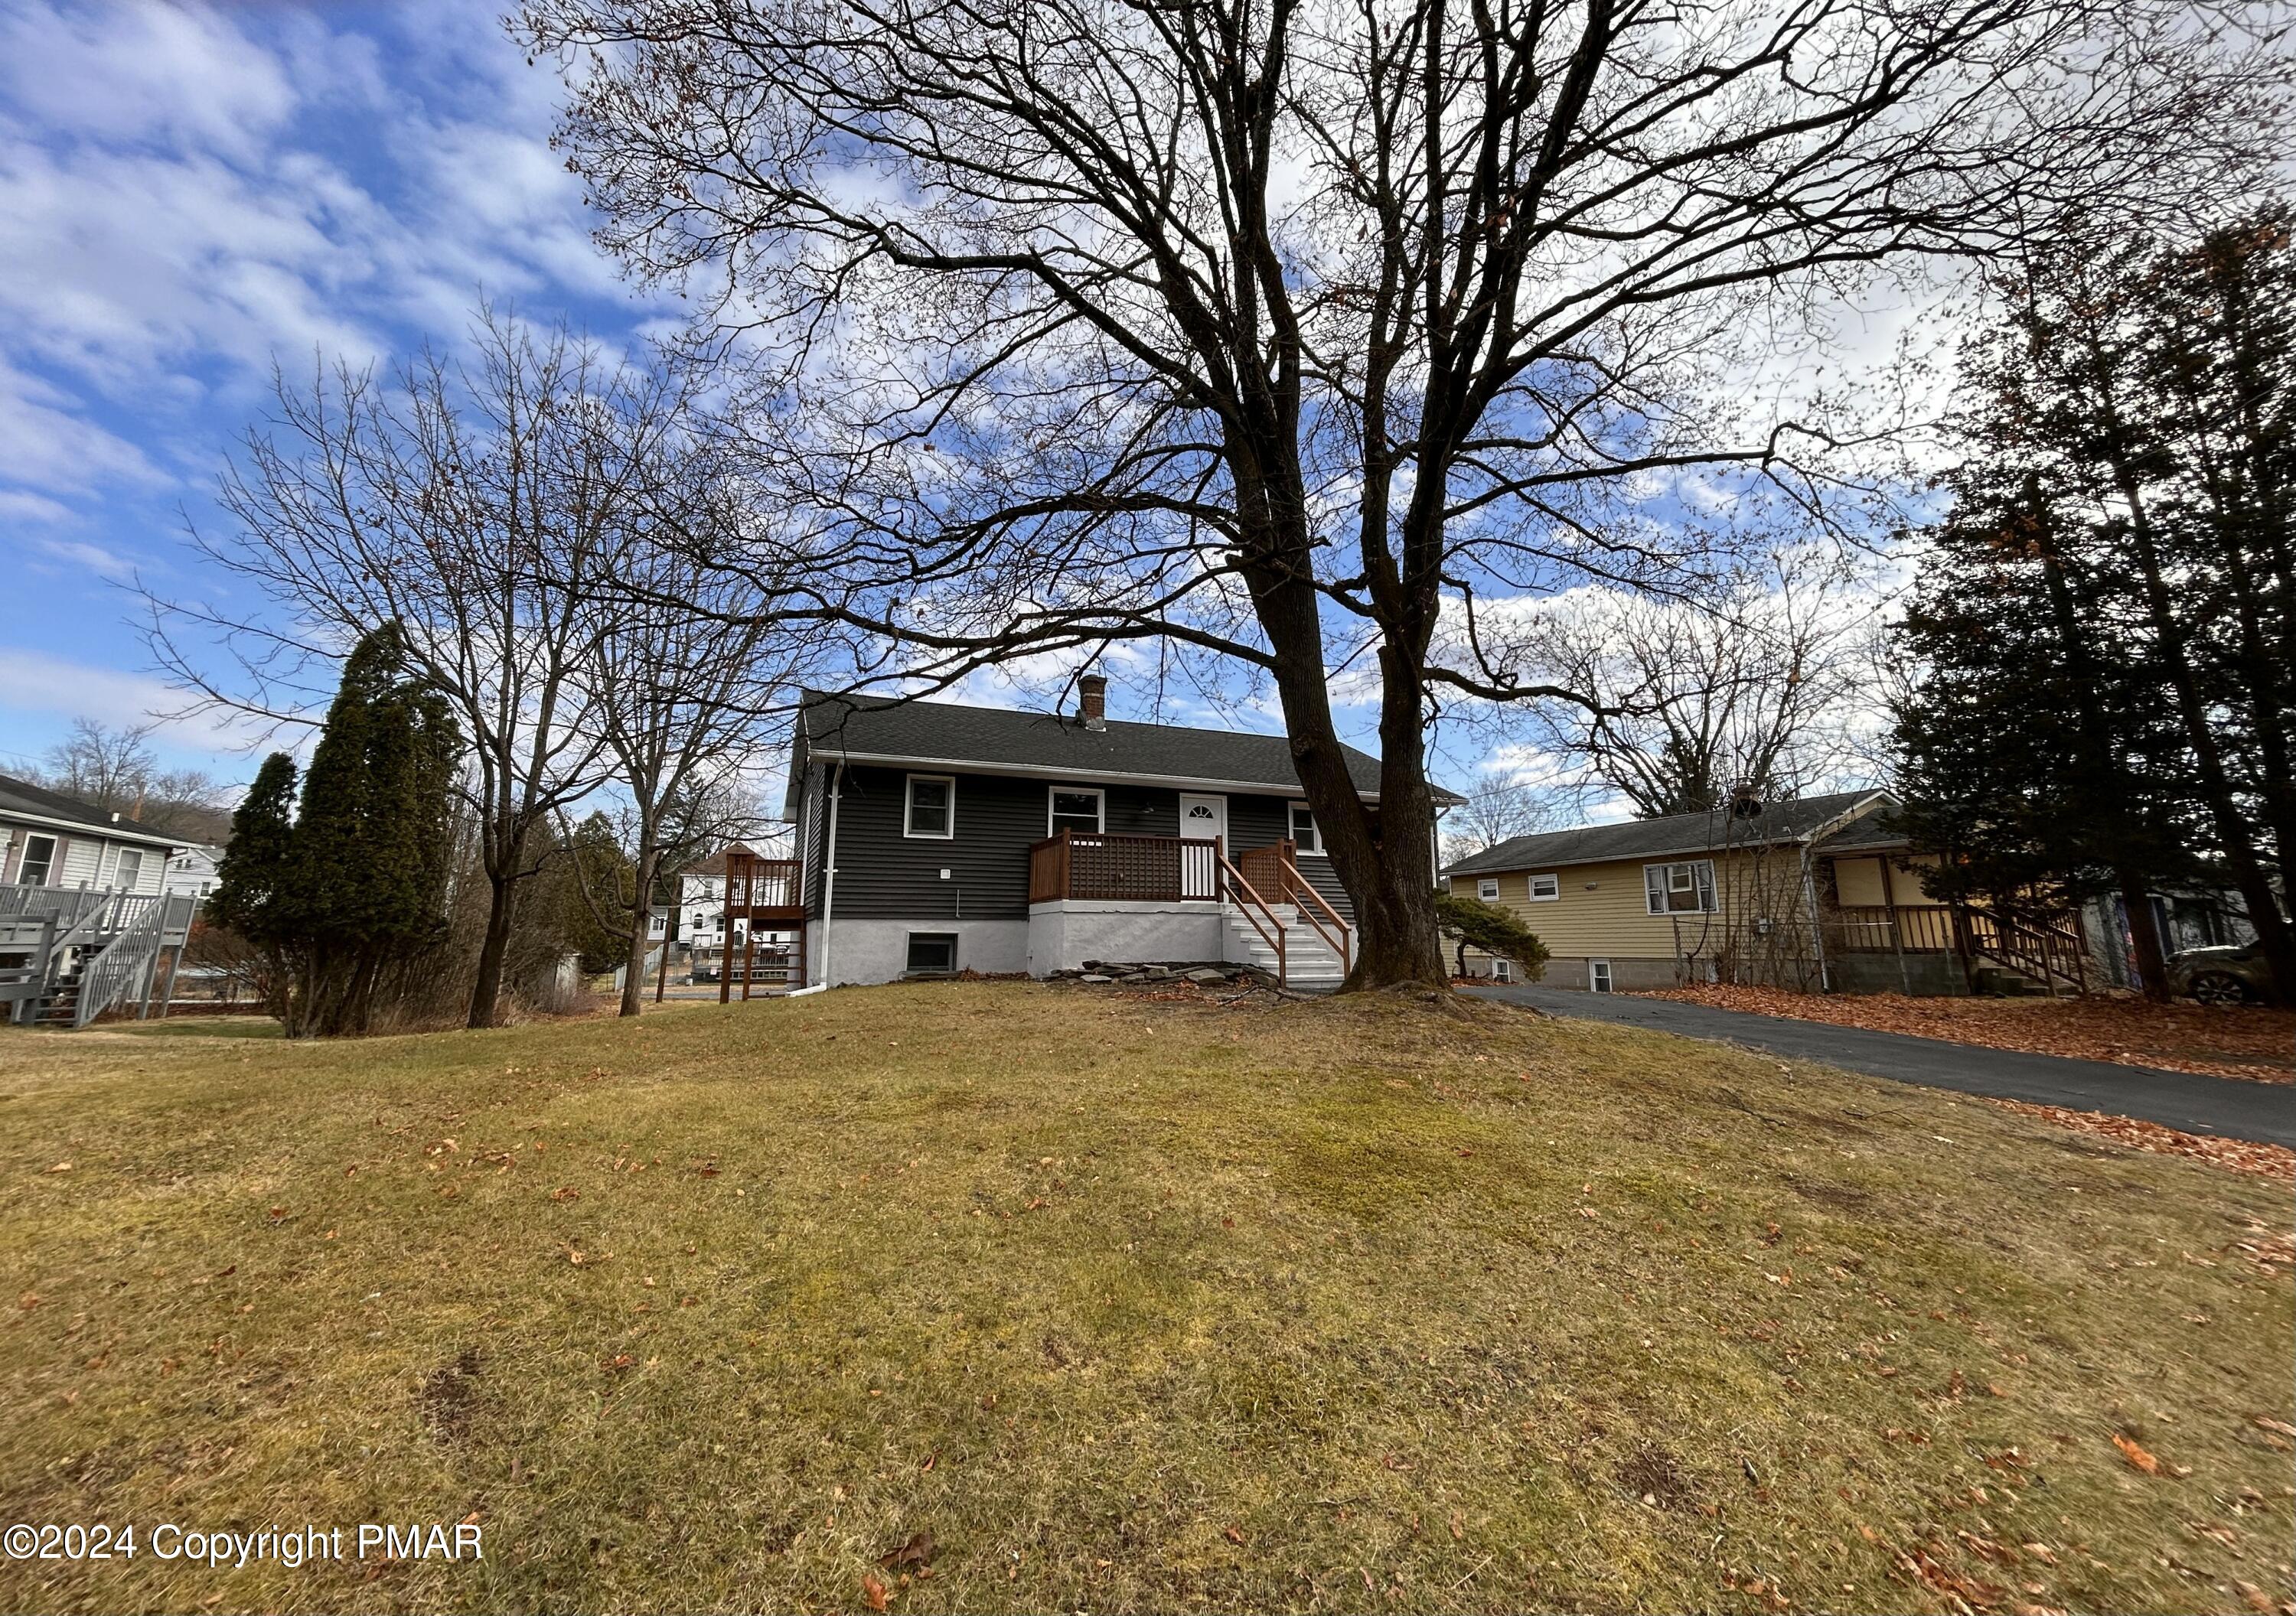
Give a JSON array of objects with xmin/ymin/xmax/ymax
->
[{"xmin": 1223, "ymin": 904, "xmax": 1347, "ymax": 989}]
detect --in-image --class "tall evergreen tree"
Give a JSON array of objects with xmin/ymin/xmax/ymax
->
[
  {"xmin": 1895, "ymin": 208, "xmax": 2294, "ymax": 1000},
  {"xmin": 207, "ymin": 751, "xmax": 300, "ymax": 1019}
]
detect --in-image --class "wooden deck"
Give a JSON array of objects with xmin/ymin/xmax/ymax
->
[{"xmin": 1027, "ymin": 830, "xmax": 1223, "ymax": 904}]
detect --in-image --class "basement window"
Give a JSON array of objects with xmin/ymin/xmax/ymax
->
[{"xmin": 905, "ymin": 933, "xmax": 958, "ymax": 975}]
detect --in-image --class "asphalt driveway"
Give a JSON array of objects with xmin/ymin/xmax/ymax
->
[{"xmin": 1466, "ymin": 983, "xmax": 2295, "ymax": 1148}]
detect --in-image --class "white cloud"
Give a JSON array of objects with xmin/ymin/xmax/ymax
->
[
  {"xmin": 0, "ymin": 645, "xmax": 272, "ymax": 758},
  {"xmin": 29, "ymin": 535, "xmax": 137, "ymax": 582}
]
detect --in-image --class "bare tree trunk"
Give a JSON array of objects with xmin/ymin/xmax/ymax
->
[
  {"xmin": 618, "ymin": 844, "xmax": 661, "ymax": 1018},
  {"xmin": 2116, "ymin": 873, "xmax": 2172, "ymax": 999},
  {"xmin": 470, "ymin": 829, "xmax": 527, "ymax": 1028}
]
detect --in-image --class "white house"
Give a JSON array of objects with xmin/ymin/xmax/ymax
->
[
  {"xmin": 163, "ymin": 842, "xmax": 226, "ymax": 902},
  {"xmin": 1, "ymin": 773, "xmax": 178, "ymax": 896}
]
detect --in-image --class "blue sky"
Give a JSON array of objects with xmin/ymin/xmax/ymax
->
[{"xmin": 0, "ymin": 0, "xmax": 671, "ymax": 786}]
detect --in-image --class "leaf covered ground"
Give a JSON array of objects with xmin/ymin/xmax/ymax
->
[
  {"xmin": 1644, "ymin": 984, "xmax": 2295, "ymax": 1085},
  {"xmin": 2, "ymin": 985, "xmax": 2291, "ymax": 1614}
]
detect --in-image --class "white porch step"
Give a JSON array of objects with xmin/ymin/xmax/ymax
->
[{"xmin": 1223, "ymin": 911, "xmax": 1347, "ymax": 986}]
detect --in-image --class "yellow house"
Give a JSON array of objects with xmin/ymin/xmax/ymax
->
[{"xmin": 1440, "ymin": 790, "xmax": 2087, "ymax": 995}]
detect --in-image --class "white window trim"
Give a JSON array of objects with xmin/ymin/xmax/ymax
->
[
  {"xmin": 1287, "ymin": 800, "xmax": 1325, "ymax": 855},
  {"xmin": 1528, "ymin": 872, "xmax": 1561, "ymax": 902},
  {"xmin": 1045, "ymin": 784, "xmax": 1106, "ymax": 836},
  {"xmin": 18, "ymin": 832, "xmax": 57, "ymax": 886},
  {"xmin": 904, "ymin": 773, "xmax": 957, "ymax": 840},
  {"xmin": 1492, "ymin": 958, "xmax": 1514, "ymax": 983},
  {"xmin": 1590, "ymin": 958, "xmax": 1614, "ymax": 993},
  {"xmin": 1642, "ymin": 858, "xmax": 1718, "ymax": 915},
  {"xmin": 1476, "ymin": 877, "xmax": 1501, "ymax": 901}
]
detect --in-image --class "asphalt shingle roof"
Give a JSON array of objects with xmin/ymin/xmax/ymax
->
[
  {"xmin": 0, "ymin": 772, "xmax": 182, "ymax": 849},
  {"xmin": 1443, "ymin": 790, "xmax": 1893, "ymax": 876},
  {"xmin": 794, "ymin": 690, "xmax": 1459, "ymax": 806}
]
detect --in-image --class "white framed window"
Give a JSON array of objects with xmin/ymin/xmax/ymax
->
[
  {"xmin": 1047, "ymin": 786, "xmax": 1105, "ymax": 836},
  {"xmin": 112, "ymin": 849, "xmax": 144, "ymax": 891},
  {"xmin": 1287, "ymin": 802, "xmax": 1323, "ymax": 855},
  {"xmin": 1492, "ymin": 959, "xmax": 1515, "ymax": 983},
  {"xmin": 1643, "ymin": 858, "xmax": 1717, "ymax": 915},
  {"xmin": 905, "ymin": 774, "xmax": 955, "ymax": 839},
  {"xmin": 905, "ymin": 932, "xmax": 958, "ymax": 974},
  {"xmin": 1590, "ymin": 959, "xmax": 1614, "ymax": 993},
  {"xmin": 1476, "ymin": 876, "xmax": 1500, "ymax": 901},
  {"xmin": 16, "ymin": 834, "xmax": 55, "ymax": 886},
  {"xmin": 1529, "ymin": 872, "xmax": 1561, "ymax": 901}
]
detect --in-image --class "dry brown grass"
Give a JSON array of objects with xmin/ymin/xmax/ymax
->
[{"xmin": 2, "ymin": 985, "xmax": 2291, "ymax": 1614}]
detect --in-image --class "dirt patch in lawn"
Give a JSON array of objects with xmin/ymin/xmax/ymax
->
[{"xmin": 1645, "ymin": 983, "xmax": 2295, "ymax": 1083}]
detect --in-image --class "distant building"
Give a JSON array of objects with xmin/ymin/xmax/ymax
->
[
  {"xmin": 163, "ymin": 842, "xmax": 226, "ymax": 902},
  {"xmin": 1, "ymin": 773, "xmax": 179, "ymax": 895}
]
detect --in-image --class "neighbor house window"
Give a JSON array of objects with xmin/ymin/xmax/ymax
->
[
  {"xmin": 1643, "ymin": 858, "xmax": 1717, "ymax": 914},
  {"xmin": 1492, "ymin": 959, "xmax": 1514, "ymax": 983},
  {"xmin": 112, "ymin": 849, "xmax": 144, "ymax": 891},
  {"xmin": 1477, "ymin": 877, "xmax": 1500, "ymax": 901},
  {"xmin": 1048, "ymin": 787, "xmax": 1104, "ymax": 836},
  {"xmin": 1590, "ymin": 959, "xmax": 1614, "ymax": 992},
  {"xmin": 905, "ymin": 933, "xmax": 958, "ymax": 974},
  {"xmin": 905, "ymin": 774, "xmax": 955, "ymax": 839},
  {"xmin": 18, "ymin": 834, "xmax": 57, "ymax": 887},
  {"xmin": 1287, "ymin": 802, "xmax": 1322, "ymax": 854},
  {"xmin": 1529, "ymin": 872, "xmax": 1561, "ymax": 901}
]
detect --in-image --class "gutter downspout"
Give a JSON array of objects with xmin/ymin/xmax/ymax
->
[{"xmin": 814, "ymin": 759, "xmax": 845, "ymax": 989}]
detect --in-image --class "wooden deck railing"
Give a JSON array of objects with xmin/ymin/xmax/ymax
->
[
  {"xmin": 1027, "ymin": 830, "xmax": 1222, "ymax": 903},
  {"xmin": 726, "ymin": 857, "xmax": 802, "ymax": 914},
  {"xmin": 1825, "ymin": 902, "xmax": 2087, "ymax": 992}
]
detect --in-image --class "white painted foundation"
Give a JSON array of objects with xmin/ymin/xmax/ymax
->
[{"xmin": 1026, "ymin": 899, "xmax": 1231, "ymax": 976}]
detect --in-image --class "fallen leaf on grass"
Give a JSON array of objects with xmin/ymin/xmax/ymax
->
[
  {"xmin": 879, "ymin": 1530, "xmax": 934, "ymax": 1569},
  {"xmin": 1221, "ymin": 1524, "xmax": 1244, "ymax": 1545},
  {"xmin": 551, "ymin": 1187, "xmax": 579, "ymax": 1202},
  {"xmin": 861, "ymin": 1571, "xmax": 892, "ymax": 1611},
  {"xmin": 2112, "ymin": 1433, "xmax": 2188, "ymax": 1477},
  {"xmin": 2250, "ymin": 1416, "xmax": 2296, "ymax": 1438}
]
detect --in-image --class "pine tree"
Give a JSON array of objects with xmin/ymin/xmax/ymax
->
[{"xmin": 208, "ymin": 751, "xmax": 300, "ymax": 1019}]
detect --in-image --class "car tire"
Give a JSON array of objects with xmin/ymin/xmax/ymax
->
[{"xmin": 2187, "ymin": 970, "xmax": 2252, "ymax": 1005}]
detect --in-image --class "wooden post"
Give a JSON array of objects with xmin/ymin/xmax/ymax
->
[
  {"xmin": 719, "ymin": 866, "xmax": 734, "ymax": 1005},
  {"xmin": 741, "ymin": 921, "xmax": 758, "ymax": 1001},
  {"xmin": 156, "ymin": 943, "xmax": 182, "ymax": 1019},
  {"xmin": 1878, "ymin": 856, "xmax": 1911, "ymax": 994}
]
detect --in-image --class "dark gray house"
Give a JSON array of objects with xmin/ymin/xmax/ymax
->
[{"xmin": 775, "ymin": 680, "xmax": 1453, "ymax": 987}]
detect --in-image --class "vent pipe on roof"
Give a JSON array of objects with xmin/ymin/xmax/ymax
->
[{"xmin": 1078, "ymin": 673, "xmax": 1107, "ymax": 731}]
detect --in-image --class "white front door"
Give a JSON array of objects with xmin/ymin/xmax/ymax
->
[{"xmin": 1176, "ymin": 793, "xmax": 1228, "ymax": 898}]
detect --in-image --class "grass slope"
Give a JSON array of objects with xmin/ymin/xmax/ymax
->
[{"xmin": 2, "ymin": 986, "xmax": 2290, "ymax": 1614}]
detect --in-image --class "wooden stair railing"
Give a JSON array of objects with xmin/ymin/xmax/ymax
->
[
  {"xmin": 1218, "ymin": 848, "xmax": 1287, "ymax": 986},
  {"xmin": 1280, "ymin": 852, "xmax": 1352, "ymax": 979}
]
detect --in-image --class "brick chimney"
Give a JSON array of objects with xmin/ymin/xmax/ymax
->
[{"xmin": 1078, "ymin": 673, "xmax": 1107, "ymax": 731}]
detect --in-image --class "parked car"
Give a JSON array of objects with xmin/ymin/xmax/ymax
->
[{"xmin": 2167, "ymin": 940, "xmax": 2274, "ymax": 1005}]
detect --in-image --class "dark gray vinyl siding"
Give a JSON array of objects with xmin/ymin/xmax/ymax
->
[{"xmin": 808, "ymin": 767, "xmax": 1355, "ymax": 921}]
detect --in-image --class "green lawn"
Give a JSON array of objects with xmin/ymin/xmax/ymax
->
[{"xmin": 2, "ymin": 985, "xmax": 2290, "ymax": 1613}]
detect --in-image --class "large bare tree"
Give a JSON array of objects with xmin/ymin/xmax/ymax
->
[
  {"xmin": 1497, "ymin": 557, "xmax": 1881, "ymax": 819},
  {"xmin": 523, "ymin": 0, "xmax": 2280, "ymax": 988},
  {"xmin": 150, "ymin": 313, "xmax": 702, "ymax": 1025},
  {"xmin": 572, "ymin": 524, "xmax": 814, "ymax": 1016}
]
